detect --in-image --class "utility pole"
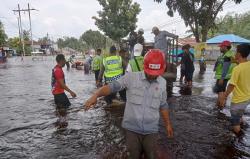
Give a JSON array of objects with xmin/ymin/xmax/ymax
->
[
  {"xmin": 13, "ymin": 4, "xmax": 26, "ymax": 57},
  {"xmin": 17, "ymin": 17, "xmax": 22, "ymax": 52},
  {"xmin": 13, "ymin": 4, "xmax": 37, "ymax": 56},
  {"xmin": 28, "ymin": 3, "xmax": 34, "ymax": 52}
]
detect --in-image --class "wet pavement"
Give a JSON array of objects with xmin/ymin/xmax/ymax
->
[{"xmin": 0, "ymin": 57, "xmax": 249, "ymax": 159}]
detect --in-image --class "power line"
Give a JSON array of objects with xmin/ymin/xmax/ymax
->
[
  {"xmin": 13, "ymin": 3, "xmax": 38, "ymax": 56},
  {"xmin": 13, "ymin": 4, "xmax": 25, "ymax": 57}
]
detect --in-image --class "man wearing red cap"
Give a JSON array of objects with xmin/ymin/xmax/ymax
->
[
  {"xmin": 214, "ymin": 40, "xmax": 236, "ymax": 108},
  {"xmin": 84, "ymin": 49, "xmax": 173, "ymax": 158}
]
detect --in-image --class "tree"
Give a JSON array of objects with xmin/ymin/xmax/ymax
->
[
  {"xmin": 38, "ymin": 36, "xmax": 49, "ymax": 43},
  {"xmin": 7, "ymin": 31, "xmax": 32, "ymax": 56},
  {"xmin": 79, "ymin": 29, "xmax": 112, "ymax": 49},
  {"xmin": 0, "ymin": 21, "xmax": 7, "ymax": 46},
  {"xmin": 8, "ymin": 37, "xmax": 24, "ymax": 55},
  {"xmin": 57, "ymin": 37, "xmax": 84, "ymax": 51},
  {"xmin": 93, "ymin": 0, "xmax": 141, "ymax": 43},
  {"xmin": 154, "ymin": 0, "xmax": 242, "ymax": 42},
  {"xmin": 23, "ymin": 30, "xmax": 30, "ymax": 41},
  {"xmin": 21, "ymin": 30, "xmax": 32, "ymax": 55},
  {"xmin": 209, "ymin": 12, "xmax": 250, "ymax": 39}
]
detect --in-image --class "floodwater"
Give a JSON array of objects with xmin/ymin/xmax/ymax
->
[{"xmin": 0, "ymin": 57, "xmax": 249, "ymax": 159}]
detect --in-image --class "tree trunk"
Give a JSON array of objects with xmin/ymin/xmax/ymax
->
[
  {"xmin": 189, "ymin": 23, "xmax": 200, "ymax": 42},
  {"xmin": 201, "ymin": 28, "xmax": 208, "ymax": 42},
  {"xmin": 194, "ymin": 33, "xmax": 200, "ymax": 43}
]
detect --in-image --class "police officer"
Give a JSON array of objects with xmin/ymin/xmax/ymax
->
[{"xmin": 98, "ymin": 46, "xmax": 126, "ymax": 104}]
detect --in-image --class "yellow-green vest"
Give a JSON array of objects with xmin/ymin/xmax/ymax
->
[
  {"xmin": 103, "ymin": 55, "xmax": 123, "ymax": 78},
  {"xmin": 92, "ymin": 55, "xmax": 102, "ymax": 71},
  {"xmin": 129, "ymin": 56, "xmax": 144, "ymax": 72},
  {"xmin": 215, "ymin": 50, "xmax": 236, "ymax": 79}
]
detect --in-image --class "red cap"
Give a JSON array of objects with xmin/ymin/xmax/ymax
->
[
  {"xmin": 219, "ymin": 40, "xmax": 231, "ymax": 47},
  {"xmin": 144, "ymin": 49, "xmax": 166, "ymax": 76}
]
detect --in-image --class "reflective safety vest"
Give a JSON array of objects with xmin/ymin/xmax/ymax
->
[
  {"xmin": 215, "ymin": 50, "xmax": 236, "ymax": 79},
  {"xmin": 103, "ymin": 55, "xmax": 123, "ymax": 78},
  {"xmin": 129, "ymin": 56, "xmax": 144, "ymax": 72},
  {"xmin": 92, "ymin": 55, "xmax": 102, "ymax": 71}
]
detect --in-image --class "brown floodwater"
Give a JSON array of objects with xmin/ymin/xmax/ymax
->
[{"xmin": 0, "ymin": 57, "xmax": 249, "ymax": 159}]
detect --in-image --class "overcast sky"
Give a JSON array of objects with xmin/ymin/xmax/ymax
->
[{"xmin": 1, "ymin": 0, "xmax": 250, "ymax": 42}]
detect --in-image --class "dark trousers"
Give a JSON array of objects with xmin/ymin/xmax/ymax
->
[
  {"xmin": 104, "ymin": 89, "xmax": 126, "ymax": 104},
  {"xmin": 126, "ymin": 130, "xmax": 159, "ymax": 159},
  {"xmin": 94, "ymin": 70, "xmax": 100, "ymax": 81},
  {"xmin": 53, "ymin": 93, "xmax": 71, "ymax": 128}
]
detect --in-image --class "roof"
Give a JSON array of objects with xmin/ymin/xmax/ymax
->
[
  {"xmin": 206, "ymin": 34, "xmax": 250, "ymax": 44},
  {"xmin": 178, "ymin": 38, "xmax": 197, "ymax": 47}
]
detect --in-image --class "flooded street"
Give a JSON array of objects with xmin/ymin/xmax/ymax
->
[{"xmin": 0, "ymin": 57, "xmax": 249, "ymax": 159}]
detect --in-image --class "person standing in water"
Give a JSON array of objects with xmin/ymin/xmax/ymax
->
[
  {"xmin": 219, "ymin": 44, "xmax": 250, "ymax": 135},
  {"xmin": 84, "ymin": 50, "xmax": 173, "ymax": 158},
  {"xmin": 51, "ymin": 54, "xmax": 76, "ymax": 129},
  {"xmin": 214, "ymin": 40, "xmax": 235, "ymax": 108},
  {"xmin": 98, "ymin": 46, "xmax": 126, "ymax": 104},
  {"xmin": 180, "ymin": 44, "xmax": 195, "ymax": 86},
  {"xmin": 92, "ymin": 49, "xmax": 103, "ymax": 87}
]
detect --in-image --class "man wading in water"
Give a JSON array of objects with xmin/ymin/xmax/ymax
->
[
  {"xmin": 214, "ymin": 41, "xmax": 235, "ymax": 108},
  {"xmin": 84, "ymin": 49, "xmax": 173, "ymax": 158},
  {"xmin": 51, "ymin": 54, "xmax": 76, "ymax": 129},
  {"xmin": 219, "ymin": 44, "xmax": 250, "ymax": 135}
]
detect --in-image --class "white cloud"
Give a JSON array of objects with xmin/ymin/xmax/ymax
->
[
  {"xmin": 43, "ymin": 17, "xmax": 57, "ymax": 27},
  {"xmin": 1, "ymin": 0, "xmax": 250, "ymax": 41}
]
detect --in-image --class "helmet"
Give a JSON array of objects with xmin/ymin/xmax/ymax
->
[
  {"xmin": 144, "ymin": 49, "xmax": 166, "ymax": 76},
  {"xmin": 133, "ymin": 43, "xmax": 143, "ymax": 56},
  {"xmin": 219, "ymin": 40, "xmax": 231, "ymax": 47},
  {"xmin": 138, "ymin": 28, "xmax": 144, "ymax": 34}
]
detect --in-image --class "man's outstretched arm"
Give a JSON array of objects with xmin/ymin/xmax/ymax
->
[{"xmin": 84, "ymin": 85, "xmax": 112, "ymax": 110}]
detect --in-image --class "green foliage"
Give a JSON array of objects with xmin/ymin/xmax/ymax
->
[
  {"xmin": 57, "ymin": 30, "xmax": 114, "ymax": 51},
  {"xmin": 57, "ymin": 37, "xmax": 83, "ymax": 51},
  {"xmin": 80, "ymin": 29, "xmax": 112, "ymax": 49},
  {"xmin": 209, "ymin": 12, "xmax": 250, "ymax": 39},
  {"xmin": 7, "ymin": 37, "xmax": 31, "ymax": 56},
  {"xmin": 8, "ymin": 37, "xmax": 21, "ymax": 53},
  {"xmin": 93, "ymin": 0, "xmax": 141, "ymax": 42},
  {"xmin": 0, "ymin": 21, "xmax": 7, "ymax": 46},
  {"xmin": 38, "ymin": 36, "xmax": 49, "ymax": 43},
  {"xmin": 23, "ymin": 30, "xmax": 30, "ymax": 41},
  {"xmin": 154, "ymin": 0, "xmax": 242, "ymax": 42}
]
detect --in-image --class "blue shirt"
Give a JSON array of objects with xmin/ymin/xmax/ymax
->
[{"xmin": 109, "ymin": 72, "xmax": 169, "ymax": 134}]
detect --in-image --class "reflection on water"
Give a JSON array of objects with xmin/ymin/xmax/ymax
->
[{"xmin": 0, "ymin": 57, "xmax": 249, "ymax": 158}]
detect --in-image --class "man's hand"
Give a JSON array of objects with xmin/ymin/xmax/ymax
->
[
  {"xmin": 96, "ymin": 81, "xmax": 102, "ymax": 88},
  {"xmin": 166, "ymin": 124, "xmax": 174, "ymax": 138},
  {"xmin": 218, "ymin": 79, "xmax": 224, "ymax": 86},
  {"xmin": 218, "ymin": 93, "xmax": 226, "ymax": 109},
  {"xmin": 84, "ymin": 94, "xmax": 98, "ymax": 110},
  {"xmin": 70, "ymin": 91, "xmax": 77, "ymax": 98}
]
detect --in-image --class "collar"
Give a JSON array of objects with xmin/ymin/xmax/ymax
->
[
  {"xmin": 56, "ymin": 64, "xmax": 62, "ymax": 68},
  {"xmin": 141, "ymin": 72, "xmax": 160, "ymax": 83}
]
